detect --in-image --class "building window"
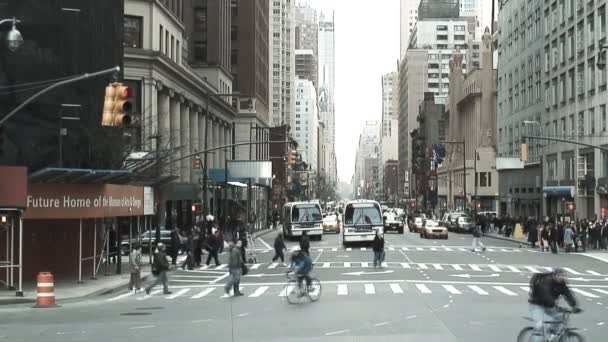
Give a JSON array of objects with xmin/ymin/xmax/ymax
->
[
  {"xmin": 165, "ymin": 30, "xmax": 169, "ymax": 55},
  {"xmin": 194, "ymin": 41, "xmax": 207, "ymax": 62},
  {"xmin": 159, "ymin": 25, "xmax": 163, "ymax": 52},
  {"xmin": 602, "ymin": 105, "xmax": 607, "ymax": 132},
  {"xmin": 170, "ymin": 35, "xmax": 174, "ymax": 60},
  {"xmin": 123, "ymin": 16, "xmax": 143, "ymax": 48},
  {"xmin": 578, "ymin": 111, "xmax": 585, "ymax": 137},
  {"xmin": 176, "ymin": 40, "xmax": 180, "ymax": 63}
]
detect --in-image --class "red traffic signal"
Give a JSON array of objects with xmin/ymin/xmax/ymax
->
[
  {"xmin": 101, "ymin": 82, "xmax": 132, "ymax": 127},
  {"xmin": 565, "ymin": 201, "xmax": 575, "ymax": 212}
]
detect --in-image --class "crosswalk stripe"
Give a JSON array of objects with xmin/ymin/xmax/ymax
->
[
  {"xmin": 507, "ymin": 266, "xmax": 521, "ymax": 272},
  {"xmin": 443, "ymin": 285, "xmax": 462, "ymax": 294},
  {"xmin": 525, "ymin": 266, "xmax": 540, "ymax": 273},
  {"xmin": 487, "ymin": 248, "xmax": 496, "ymax": 252},
  {"xmin": 360, "ymin": 247, "xmax": 367, "ymax": 251},
  {"xmin": 361, "ymin": 262, "xmax": 369, "ymax": 267},
  {"xmin": 107, "ymin": 291, "xmax": 135, "ymax": 301},
  {"xmin": 344, "ymin": 262, "xmax": 351, "ymax": 268},
  {"xmin": 322, "ymin": 262, "xmax": 331, "ymax": 268},
  {"xmin": 418, "ymin": 263, "xmax": 429, "ymax": 269},
  {"xmin": 401, "ymin": 262, "xmax": 411, "ymax": 269},
  {"xmin": 250, "ymin": 263, "xmax": 262, "ymax": 270},
  {"xmin": 458, "ymin": 248, "xmax": 467, "ymax": 251},
  {"xmin": 402, "ymin": 247, "xmax": 409, "ymax": 251},
  {"xmin": 249, "ymin": 286, "xmax": 269, "ymax": 298},
  {"xmin": 586, "ymin": 270, "xmax": 602, "ymax": 276},
  {"xmin": 166, "ymin": 288, "xmax": 190, "ymax": 299},
  {"xmin": 592, "ymin": 289, "xmax": 608, "ymax": 295},
  {"xmin": 332, "ymin": 248, "xmax": 338, "ymax": 251},
  {"xmin": 468, "ymin": 285, "xmax": 488, "ymax": 295},
  {"xmin": 571, "ymin": 288, "xmax": 599, "ymax": 298},
  {"xmin": 199, "ymin": 265, "xmax": 209, "ymax": 270},
  {"xmin": 500, "ymin": 249, "xmax": 511, "ymax": 252},
  {"xmin": 138, "ymin": 289, "xmax": 161, "ymax": 300},
  {"xmin": 268, "ymin": 263, "xmax": 279, "ymax": 269},
  {"xmin": 430, "ymin": 247, "xmax": 438, "ymax": 251},
  {"xmin": 452, "ymin": 264, "xmax": 463, "ymax": 271},
  {"xmin": 389, "ymin": 247, "xmax": 395, "ymax": 251},
  {"xmin": 390, "ymin": 283, "xmax": 404, "ymax": 294},
  {"xmin": 432, "ymin": 264, "xmax": 443, "ymax": 270},
  {"xmin": 316, "ymin": 248, "xmax": 323, "ymax": 252},
  {"xmin": 493, "ymin": 286, "xmax": 517, "ymax": 296},
  {"xmin": 469, "ymin": 264, "xmax": 482, "ymax": 271},
  {"xmin": 278, "ymin": 285, "xmax": 295, "ymax": 297},
  {"xmin": 364, "ymin": 284, "xmax": 375, "ymax": 294},
  {"xmin": 337, "ymin": 284, "xmax": 348, "ymax": 295},
  {"xmin": 520, "ymin": 286, "xmax": 530, "ymax": 293},
  {"xmin": 563, "ymin": 267, "xmax": 581, "ymax": 275},
  {"xmin": 381, "ymin": 262, "xmax": 388, "ymax": 267},
  {"xmin": 191, "ymin": 288, "xmax": 215, "ymax": 298},
  {"xmin": 215, "ymin": 264, "xmax": 228, "ymax": 270},
  {"xmin": 346, "ymin": 248, "xmax": 352, "ymax": 251},
  {"xmin": 416, "ymin": 284, "xmax": 431, "ymax": 294},
  {"xmin": 444, "ymin": 247, "xmax": 453, "ymax": 251},
  {"xmin": 488, "ymin": 265, "xmax": 502, "ymax": 272},
  {"xmin": 540, "ymin": 267, "xmax": 553, "ymax": 272},
  {"xmin": 416, "ymin": 247, "xmax": 424, "ymax": 251}
]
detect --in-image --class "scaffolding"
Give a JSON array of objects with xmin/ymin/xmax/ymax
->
[{"xmin": 418, "ymin": 0, "xmax": 460, "ymax": 20}]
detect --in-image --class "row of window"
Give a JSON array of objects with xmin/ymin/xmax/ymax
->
[{"xmin": 498, "ymin": 1, "xmax": 543, "ymax": 62}]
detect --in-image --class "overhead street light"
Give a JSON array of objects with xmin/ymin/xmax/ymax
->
[{"xmin": 0, "ymin": 18, "xmax": 23, "ymax": 52}]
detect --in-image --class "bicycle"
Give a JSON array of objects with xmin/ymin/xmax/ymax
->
[
  {"xmin": 517, "ymin": 308, "xmax": 584, "ymax": 342},
  {"xmin": 283, "ymin": 271, "xmax": 322, "ymax": 304}
]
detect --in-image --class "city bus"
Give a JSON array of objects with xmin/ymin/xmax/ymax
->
[
  {"xmin": 342, "ymin": 199, "xmax": 384, "ymax": 246},
  {"xmin": 282, "ymin": 201, "xmax": 324, "ymax": 240}
]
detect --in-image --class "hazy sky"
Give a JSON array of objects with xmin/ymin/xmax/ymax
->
[{"xmin": 306, "ymin": 0, "xmax": 400, "ymax": 184}]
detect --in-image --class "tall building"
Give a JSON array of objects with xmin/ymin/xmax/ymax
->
[
  {"xmin": 400, "ymin": 0, "xmax": 421, "ymax": 58},
  {"xmin": 269, "ymin": 0, "xmax": 295, "ymax": 127},
  {"xmin": 380, "ymin": 72, "xmax": 399, "ymax": 196},
  {"xmin": 295, "ymin": 1, "xmax": 318, "ymax": 88},
  {"xmin": 353, "ymin": 121, "xmax": 380, "ymax": 199},
  {"xmin": 293, "ymin": 78, "xmax": 319, "ymax": 172},
  {"xmin": 318, "ymin": 11, "xmax": 337, "ymax": 184},
  {"xmin": 295, "ymin": 49, "xmax": 317, "ymax": 86},
  {"xmin": 496, "ymin": 0, "xmax": 544, "ymax": 218}
]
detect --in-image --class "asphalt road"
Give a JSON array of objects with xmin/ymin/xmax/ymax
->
[{"xmin": 2, "ymin": 229, "xmax": 608, "ymax": 342}]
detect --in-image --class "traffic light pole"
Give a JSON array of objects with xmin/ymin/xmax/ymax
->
[{"xmin": 0, "ymin": 66, "xmax": 120, "ymax": 126}]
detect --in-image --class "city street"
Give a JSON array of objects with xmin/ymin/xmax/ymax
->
[{"xmin": 1, "ymin": 230, "xmax": 607, "ymax": 342}]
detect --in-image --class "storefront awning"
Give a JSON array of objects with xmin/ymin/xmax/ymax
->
[
  {"xmin": 29, "ymin": 167, "xmax": 131, "ymax": 184},
  {"xmin": 543, "ymin": 186, "xmax": 575, "ymax": 197}
]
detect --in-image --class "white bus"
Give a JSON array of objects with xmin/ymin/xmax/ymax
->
[
  {"xmin": 282, "ymin": 201, "xmax": 324, "ymax": 240},
  {"xmin": 342, "ymin": 200, "xmax": 384, "ymax": 246}
]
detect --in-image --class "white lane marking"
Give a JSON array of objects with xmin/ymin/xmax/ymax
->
[
  {"xmin": 488, "ymin": 265, "xmax": 502, "ymax": 272},
  {"xmin": 520, "ymin": 286, "xmax": 530, "ymax": 293},
  {"xmin": 389, "ymin": 247, "xmax": 395, "ymax": 251},
  {"xmin": 430, "ymin": 247, "xmax": 438, "ymax": 251},
  {"xmin": 166, "ymin": 288, "xmax": 190, "ymax": 299},
  {"xmin": 360, "ymin": 247, "xmax": 367, "ymax": 251},
  {"xmin": 402, "ymin": 247, "xmax": 410, "ymax": 251},
  {"xmin": 250, "ymin": 263, "xmax": 262, "ymax": 270},
  {"xmin": 364, "ymin": 284, "xmax": 376, "ymax": 294},
  {"xmin": 469, "ymin": 264, "xmax": 482, "ymax": 271},
  {"xmin": 493, "ymin": 286, "xmax": 518, "ymax": 296},
  {"xmin": 325, "ymin": 330, "xmax": 349, "ymax": 336},
  {"xmin": 344, "ymin": 262, "xmax": 351, "ymax": 268},
  {"xmin": 268, "ymin": 263, "xmax": 279, "ymax": 269},
  {"xmin": 331, "ymin": 248, "xmax": 338, "ymax": 251},
  {"xmin": 381, "ymin": 262, "xmax": 388, "ymax": 267},
  {"xmin": 256, "ymin": 237, "xmax": 273, "ymax": 250},
  {"xmin": 507, "ymin": 266, "xmax": 520, "ymax": 273},
  {"xmin": 214, "ymin": 264, "xmax": 228, "ymax": 270},
  {"xmin": 598, "ymin": 322, "xmax": 605, "ymax": 326},
  {"xmin": 191, "ymin": 288, "xmax": 215, "ymax": 298},
  {"xmin": 416, "ymin": 284, "xmax": 431, "ymax": 294},
  {"xmin": 432, "ymin": 264, "xmax": 443, "ymax": 270},
  {"xmin": 390, "ymin": 283, "xmax": 404, "ymax": 294},
  {"xmin": 361, "ymin": 262, "xmax": 369, "ymax": 267},
  {"xmin": 487, "ymin": 248, "xmax": 496, "ymax": 252},
  {"xmin": 443, "ymin": 285, "xmax": 462, "ymax": 294},
  {"xmin": 541, "ymin": 267, "xmax": 553, "ymax": 272},
  {"xmin": 468, "ymin": 285, "xmax": 489, "ymax": 295},
  {"xmin": 586, "ymin": 270, "xmax": 602, "ymax": 276},
  {"xmin": 416, "ymin": 247, "xmax": 424, "ymax": 251},
  {"xmin": 401, "ymin": 262, "xmax": 411, "ymax": 269},
  {"xmin": 137, "ymin": 289, "xmax": 161, "ymax": 300},
  {"xmin": 191, "ymin": 319, "xmax": 213, "ymax": 323},
  {"xmin": 458, "ymin": 248, "xmax": 467, "ymax": 251},
  {"xmin": 593, "ymin": 289, "xmax": 608, "ymax": 295},
  {"xmin": 375, "ymin": 322, "xmax": 389, "ymax": 327},
  {"xmin": 346, "ymin": 248, "xmax": 352, "ymax": 251},
  {"xmin": 322, "ymin": 262, "xmax": 331, "ymax": 268},
  {"xmin": 526, "ymin": 266, "xmax": 540, "ymax": 273},
  {"xmin": 248, "ymin": 286, "xmax": 269, "ymax": 298},
  {"xmin": 129, "ymin": 325, "xmax": 155, "ymax": 330},
  {"xmin": 237, "ymin": 313, "xmax": 250, "ymax": 317},
  {"xmin": 564, "ymin": 267, "xmax": 582, "ymax": 275},
  {"xmin": 316, "ymin": 248, "xmax": 323, "ymax": 252},
  {"xmin": 107, "ymin": 291, "xmax": 135, "ymax": 301},
  {"xmin": 210, "ymin": 272, "xmax": 230, "ymax": 285},
  {"xmin": 199, "ymin": 265, "xmax": 209, "ymax": 270},
  {"xmin": 452, "ymin": 264, "xmax": 463, "ymax": 271},
  {"xmin": 278, "ymin": 285, "xmax": 295, "ymax": 297},
  {"xmin": 500, "ymin": 249, "xmax": 510, "ymax": 252},
  {"xmin": 417, "ymin": 263, "xmax": 429, "ymax": 269},
  {"xmin": 337, "ymin": 284, "xmax": 348, "ymax": 295},
  {"xmin": 444, "ymin": 247, "xmax": 453, "ymax": 251},
  {"xmin": 571, "ymin": 288, "xmax": 600, "ymax": 298},
  {"xmin": 406, "ymin": 315, "xmax": 417, "ymax": 319}
]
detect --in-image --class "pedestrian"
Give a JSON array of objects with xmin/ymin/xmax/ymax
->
[
  {"xmin": 145, "ymin": 243, "xmax": 171, "ymax": 295},
  {"xmin": 128, "ymin": 243, "xmax": 142, "ymax": 292},
  {"xmin": 372, "ymin": 231, "xmax": 385, "ymax": 268},
  {"xmin": 218, "ymin": 228, "xmax": 225, "ymax": 254},
  {"xmin": 239, "ymin": 225, "xmax": 249, "ymax": 264},
  {"xmin": 564, "ymin": 225, "xmax": 575, "ymax": 253},
  {"xmin": 527, "ymin": 220, "xmax": 538, "ymax": 249},
  {"xmin": 300, "ymin": 230, "xmax": 310, "ymax": 256},
  {"xmin": 170, "ymin": 226, "xmax": 181, "ymax": 265},
  {"xmin": 272, "ymin": 210, "xmax": 280, "ymax": 230},
  {"xmin": 205, "ymin": 230, "xmax": 221, "ymax": 266},
  {"xmin": 540, "ymin": 224, "xmax": 549, "ymax": 252},
  {"xmin": 548, "ymin": 224, "xmax": 559, "ymax": 254},
  {"xmin": 272, "ymin": 232, "xmax": 287, "ymax": 266},
  {"xmin": 192, "ymin": 226, "xmax": 202, "ymax": 267},
  {"xmin": 601, "ymin": 221, "xmax": 608, "ymax": 250},
  {"xmin": 108, "ymin": 227, "xmax": 117, "ymax": 264},
  {"xmin": 471, "ymin": 222, "xmax": 486, "ymax": 252},
  {"xmin": 224, "ymin": 240, "xmax": 244, "ymax": 296}
]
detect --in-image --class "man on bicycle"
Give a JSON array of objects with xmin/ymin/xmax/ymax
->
[
  {"xmin": 290, "ymin": 249, "xmax": 313, "ymax": 294},
  {"xmin": 528, "ymin": 268, "xmax": 581, "ymax": 341}
]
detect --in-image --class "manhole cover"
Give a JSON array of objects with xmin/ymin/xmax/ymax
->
[
  {"xmin": 120, "ymin": 312, "xmax": 152, "ymax": 316},
  {"xmin": 136, "ymin": 307, "xmax": 164, "ymax": 310}
]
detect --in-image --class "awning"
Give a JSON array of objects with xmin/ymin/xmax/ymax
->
[{"xmin": 543, "ymin": 186, "xmax": 575, "ymax": 197}]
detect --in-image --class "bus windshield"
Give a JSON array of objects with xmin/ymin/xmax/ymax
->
[
  {"xmin": 344, "ymin": 205, "xmax": 383, "ymax": 225},
  {"xmin": 292, "ymin": 205, "xmax": 322, "ymax": 223}
]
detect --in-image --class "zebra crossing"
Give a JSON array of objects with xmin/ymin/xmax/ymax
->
[
  {"xmin": 253, "ymin": 246, "xmax": 527, "ymax": 253},
  {"xmin": 107, "ymin": 282, "xmax": 608, "ymax": 302},
  {"xmin": 192, "ymin": 262, "xmax": 606, "ymax": 276}
]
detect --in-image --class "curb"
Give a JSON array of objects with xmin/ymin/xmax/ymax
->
[
  {"xmin": 0, "ymin": 297, "xmax": 36, "ymax": 306},
  {"xmin": 485, "ymin": 234, "xmax": 531, "ymax": 246}
]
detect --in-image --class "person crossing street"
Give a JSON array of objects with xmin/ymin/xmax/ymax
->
[
  {"xmin": 128, "ymin": 244, "xmax": 142, "ymax": 292},
  {"xmin": 145, "ymin": 243, "xmax": 171, "ymax": 295},
  {"xmin": 224, "ymin": 240, "xmax": 244, "ymax": 297},
  {"xmin": 372, "ymin": 230, "xmax": 384, "ymax": 268},
  {"xmin": 205, "ymin": 230, "xmax": 221, "ymax": 266},
  {"xmin": 272, "ymin": 232, "xmax": 287, "ymax": 265},
  {"xmin": 471, "ymin": 218, "xmax": 486, "ymax": 252}
]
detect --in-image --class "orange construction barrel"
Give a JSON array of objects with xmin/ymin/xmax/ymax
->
[{"xmin": 34, "ymin": 272, "xmax": 59, "ymax": 308}]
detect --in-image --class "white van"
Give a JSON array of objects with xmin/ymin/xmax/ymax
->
[
  {"xmin": 342, "ymin": 200, "xmax": 384, "ymax": 246},
  {"xmin": 283, "ymin": 201, "xmax": 324, "ymax": 240}
]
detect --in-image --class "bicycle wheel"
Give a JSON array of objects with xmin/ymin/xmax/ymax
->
[
  {"xmin": 562, "ymin": 331, "xmax": 585, "ymax": 342},
  {"xmin": 307, "ymin": 278, "xmax": 322, "ymax": 302},
  {"xmin": 284, "ymin": 279, "xmax": 303, "ymax": 304},
  {"xmin": 516, "ymin": 327, "xmax": 535, "ymax": 342}
]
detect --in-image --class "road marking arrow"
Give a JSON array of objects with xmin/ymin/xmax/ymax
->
[
  {"xmin": 567, "ymin": 277, "xmax": 608, "ymax": 282},
  {"xmin": 450, "ymin": 273, "xmax": 500, "ymax": 279},
  {"xmin": 244, "ymin": 273, "xmax": 287, "ymax": 278},
  {"xmin": 342, "ymin": 270, "xmax": 394, "ymax": 276}
]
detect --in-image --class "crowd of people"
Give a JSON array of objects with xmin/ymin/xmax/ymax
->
[{"xmin": 521, "ymin": 218, "xmax": 608, "ymax": 253}]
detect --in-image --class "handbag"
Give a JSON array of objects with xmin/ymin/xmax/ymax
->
[{"xmin": 241, "ymin": 263, "xmax": 249, "ymax": 276}]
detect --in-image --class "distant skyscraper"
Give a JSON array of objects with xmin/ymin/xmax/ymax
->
[
  {"xmin": 318, "ymin": 11, "xmax": 336, "ymax": 183},
  {"xmin": 269, "ymin": 0, "xmax": 295, "ymax": 127},
  {"xmin": 295, "ymin": 2, "xmax": 318, "ymax": 87},
  {"xmin": 400, "ymin": 0, "xmax": 421, "ymax": 58},
  {"xmin": 293, "ymin": 78, "xmax": 319, "ymax": 172}
]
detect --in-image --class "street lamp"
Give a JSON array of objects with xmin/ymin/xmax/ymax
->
[{"xmin": 0, "ymin": 18, "xmax": 23, "ymax": 52}]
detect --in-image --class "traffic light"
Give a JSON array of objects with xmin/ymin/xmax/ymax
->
[
  {"xmin": 288, "ymin": 149, "xmax": 297, "ymax": 166},
  {"xmin": 565, "ymin": 201, "xmax": 575, "ymax": 212},
  {"xmin": 101, "ymin": 82, "xmax": 133, "ymax": 127},
  {"xmin": 192, "ymin": 155, "xmax": 202, "ymax": 169},
  {"xmin": 520, "ymin": 143, "xmax": 528, "ymax": 162}
]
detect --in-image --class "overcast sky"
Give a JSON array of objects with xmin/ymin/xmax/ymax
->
[{"xmin": 306, "ymin": 0, "xmax": 400, "ymax": 184}]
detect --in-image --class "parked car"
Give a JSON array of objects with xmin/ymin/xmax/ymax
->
[
  {"xmin": 420, "ymin": 220, "xmax": 448, "ymax": 239},
  {"xmin": 383, "ymin": 212, "xmax": 404, "ymax": 234},
  {"xmin": 322, "ymin": 213, "xmax": 341, "ymax": 233},
  {"xmin": 120, "ymin": 229, "xmax": 185, "ymax": 255}
]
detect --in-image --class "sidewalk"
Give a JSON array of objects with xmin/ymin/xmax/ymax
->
[
  {"xmin": 483, "ymin": 231, "xmax": 532, "ymax": 246},
  {"xmin": 0, "ymin": 262, "xmax": 151, "ymax": 306}
]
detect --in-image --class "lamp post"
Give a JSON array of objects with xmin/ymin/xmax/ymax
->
[
  {"xmin": 524, "ymin": 120, "xmax": 543, "ymax": 220},
  {"xmin": 0, "ymin": 18, "xmax": 23, "ymax": 52}
]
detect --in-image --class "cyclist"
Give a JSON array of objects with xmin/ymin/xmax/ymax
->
[
  {"xmin": 528, "ymin": 268, "xmax": 581, "ymax": 341},
  {"xmin": 289, "ymin": 249, "xmax": 313, "ymax": 295}
]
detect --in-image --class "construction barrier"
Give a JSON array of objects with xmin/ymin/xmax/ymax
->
[{"xmin": 34, "ymin": 272, "xmax": 59, "ymax": 308}]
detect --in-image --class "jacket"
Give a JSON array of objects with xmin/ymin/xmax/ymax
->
[
  {"xmin": 529, "ymin": 273, "xmax": 577, "ymax": 308},
  {"xmin": 564, "ymin": 227, "xmax": 574, "ymax": 245},
  {"xmin": 274, "ymin": 235, "xmax": 286, "ymax": 251},
  {"xmin": 372, "ymin": 235, "xmax": 384, "ymax": 252},
  {"xmin": 153, "ymin": 251, "xmax": 169, "ymax": 272},
  {"xmin": 299, "ymin": 236, "xmax": 310, "ymax": 251},
  {"xmin": 129, "ymin": 250, "xmax": 141, "ymax": 271},
  {"xmin": 227, "ymin": 245, "xmax": 242, "ymax": 269}
]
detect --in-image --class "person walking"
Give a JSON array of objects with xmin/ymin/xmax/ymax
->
[
  {"xmin": 128, "ymin": 244, "xmax": 142, "ymax": 292},
  {"xmin": 170, "ymin": 226, "xmax": 181, "ymax": 265},
  {"xmin": 601, "ymin": 221, "xmax": 608, "ymax": 250},
  {"xmin": 300, "ymin": 230, "xmax": 310, "ymax": 256},
  {"xmin": 564, "ymin": 225, "xmax": 575, "ymax": 253},
  {"xmin": 372, "ymin": 231, "xmax": 385, "ymax": 268},
  {"xmin": 272, "ymin": 232, "xmax": 287, "ymax": 266},
  {"xmin": 224, "ymin": 240, "xmax": 244, "ymax": 296},
  {"xmin": 191, "ymin": 226, "xmax": 202, "ymax": 267},
  {"xmin": 471, "ymin": 222, "xmax": 486, "ymax": 252},
  {"xmin": 145, "ymin": 243, "xmax": 171, "ymax": 295},
  {"xmin": 205, "ymin": 230, "xmax": 221, "ymax": 266},
  {"xmin": 548, "ymin": 224, "xmax": 559, "ymax": 254},
  {"xmin": 527, "ymin": 220, "xmax": 538, "ymax": 249}
]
